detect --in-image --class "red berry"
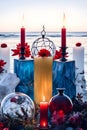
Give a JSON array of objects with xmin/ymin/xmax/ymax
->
[
  {"xmin": 1, "ymin": 43, "xmax": 7, "ymax": 48},
  {"xmin": 76, "ymin": 42, "xmax": 81, "ymax": 47}
]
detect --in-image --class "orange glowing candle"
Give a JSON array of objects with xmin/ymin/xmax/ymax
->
[{"xmin": 40, "ymin": 96, "xmax": 48, "ymax": 128}]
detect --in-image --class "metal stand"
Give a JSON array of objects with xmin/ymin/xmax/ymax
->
[
  {"xmin": 60, "ymin": 47, "xmax": 68, "ymax": 62},
  {"xmin": 20, "ymin": 47, "xmax": 25, "ymax": 59}
]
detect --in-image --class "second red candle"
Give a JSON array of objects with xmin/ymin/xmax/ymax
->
[
  {"xmin": 21, "ymin": 27, "xmax": 25, "ymax": 48},
  {"xmin": 61, "ymin": 27, "xmax": 66, "ymax": 48}
]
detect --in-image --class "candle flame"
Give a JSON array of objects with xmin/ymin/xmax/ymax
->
[
  {"xmin": 63, "ymin": 13, "xmax": 66, "ymax": 28},
  {"xmin": 22, "ymin": 14, "xmax": 25, "ymax": 27},
  {"xmin": 43, "ymin": 96, "xmax": 45, "ymax": 102},
  {"xmin": 43, "ymin": 122, "xmax": 46, "ymax": 127}
]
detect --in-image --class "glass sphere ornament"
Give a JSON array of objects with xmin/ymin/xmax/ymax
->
[
  {"xmin": 1, "ymin": 92, "xmax": 35, "ymax": 123},
  {"xmin": 49, "ymin": 88, "xmax": 73, "ymax": 115},
  {"xmin": 31, "ymin": 26, "xmax": 56, "ymax": 57}
]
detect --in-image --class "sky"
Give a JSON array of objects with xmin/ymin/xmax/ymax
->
[{"xmin": 0, "ymin": 0, "xmax": 87, "ymax": 32}]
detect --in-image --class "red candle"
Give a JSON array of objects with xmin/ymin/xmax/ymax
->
[
  {"xmin": 21, "ymin": 27, "xmax": 25, "ymax": 48},
  {"xmin": 61, "ymin": 27, "xmax": 66, "ymax": 48},
  {"xmin": 40, "ymin": 96, "xmax": 48, "ymax": 128},
  {"xmin": 61, "ymin": 13, "xmax": 66, "ymax": 48}
]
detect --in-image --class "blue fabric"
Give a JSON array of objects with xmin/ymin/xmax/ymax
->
[{"xmin": 14, "ymin": 59, "xmax": 76, "ymax": 100}]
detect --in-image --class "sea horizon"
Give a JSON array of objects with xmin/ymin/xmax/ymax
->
[{"xmin": 0, "ymin": 31, "xmax": 87, "ymax": 39}]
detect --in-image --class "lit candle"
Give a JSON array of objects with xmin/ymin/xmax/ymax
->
[
  {"xmin": 61, "ymin": 13, "xmax": 66, "ymax": 48},
  {"xmin": 21, "ymin": 27, "xmax": 25, "ymax": 48},
  {"xmin": 20, "ymin": 14, "xmax": 25, "ymax": 48},
  {"xmin": 40, "ymin": 96, "xmax": 48, "ymax": 128}
]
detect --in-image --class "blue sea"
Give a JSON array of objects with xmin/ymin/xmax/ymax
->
[{"xmin": 0, "ymin": 31, "xmax": 87, "ymax": 79}]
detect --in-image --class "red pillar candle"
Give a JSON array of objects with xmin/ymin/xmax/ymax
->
[
  {"xmin": 21, "ymin": 27, "xmax": 25, "ymax": 48},
  {"xmin": 40, "ymin": 96, "xmax": 48, "ymax": 128},
  {"xmin": 61, "ymin": 27, "xmax": 66, "ymax": 48}
]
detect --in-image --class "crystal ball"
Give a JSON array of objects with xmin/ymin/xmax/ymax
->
[
  {"xmin": 31, "ymin": 37, "xmax": 56, "ymax": 57},
  {"xmin": 1, "ymin": 92, "xmax": 35, "ymax": 122}
]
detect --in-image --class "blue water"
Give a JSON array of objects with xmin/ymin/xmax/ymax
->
[{"xmin": 0, "ymin": 32, "xmax": 87, "ymax": 38}]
